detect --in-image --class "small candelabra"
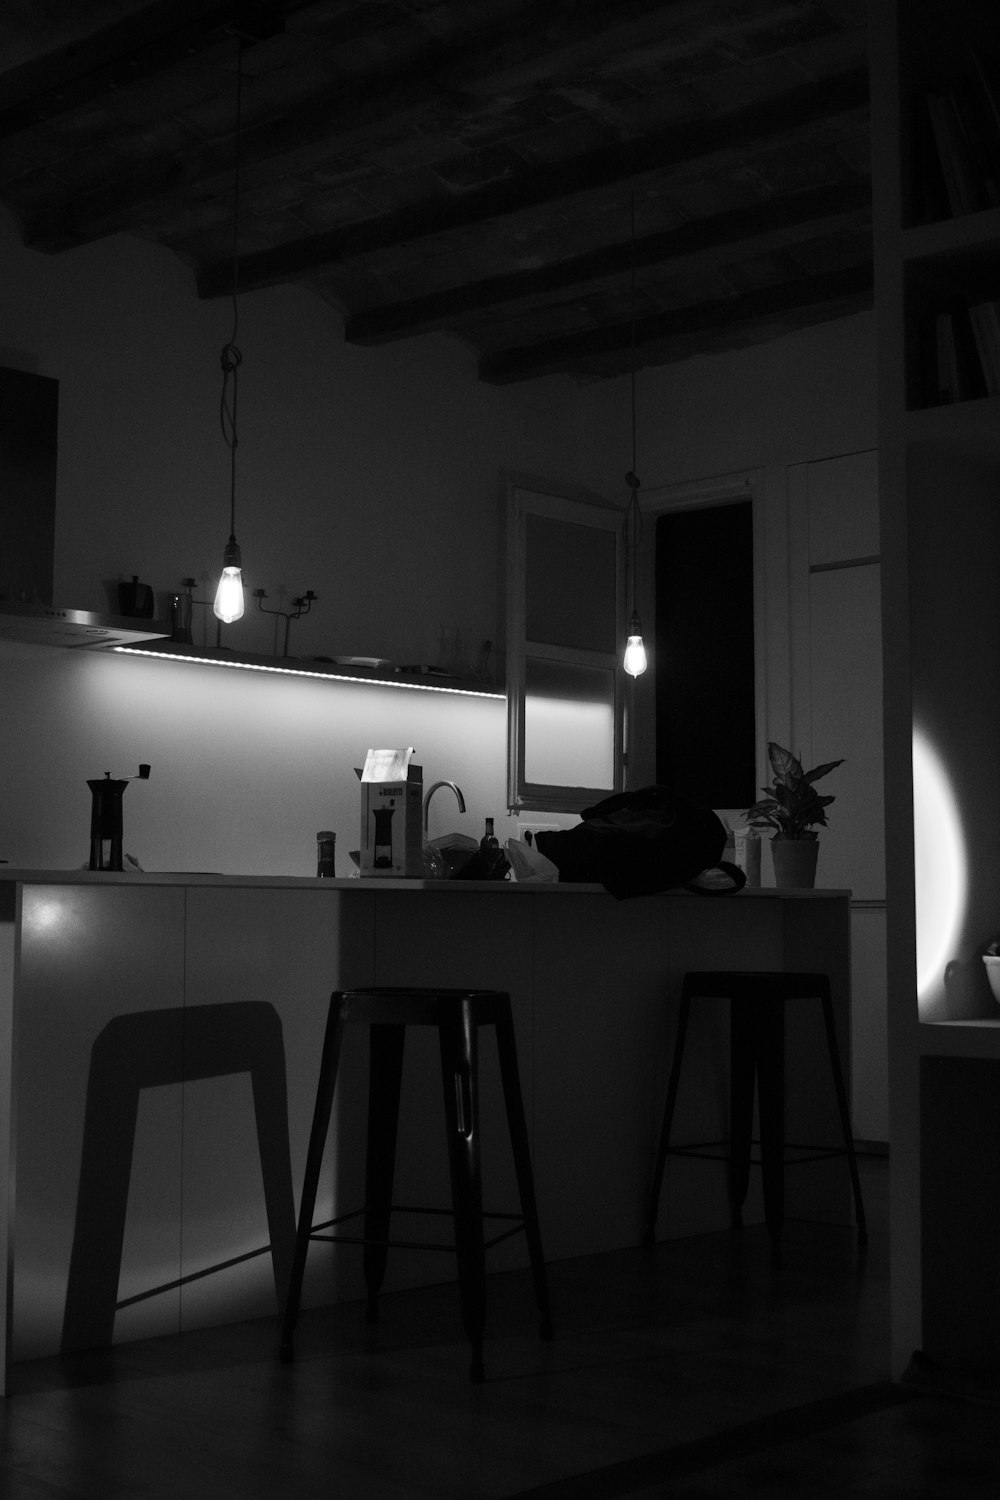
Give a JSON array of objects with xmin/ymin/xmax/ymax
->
[{"xmin": 253, "ymin": 587, "xmax": 317, "ymax": 657}]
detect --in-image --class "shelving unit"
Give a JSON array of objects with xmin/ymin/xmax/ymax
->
[
  {"xmin": 894, "ymin": 6, "xmax": 1000, "ymax": 410},
  {"xmin": 873, "ymin": 0, "xmax": 1000, "ymax": 1380}
]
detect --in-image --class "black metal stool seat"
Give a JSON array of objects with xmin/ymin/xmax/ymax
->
[
  {"xmin": 644, "ymin": 970, "xmax": 867, "ymax": 1257},
  {"xmin": 280, "ymin": 987, "xmax": 552, "ymax": 1382}
]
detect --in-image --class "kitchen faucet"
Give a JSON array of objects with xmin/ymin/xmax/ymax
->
[{"xmin": 423, "ymin": 779, "xmax": 466, "ymax": 835}]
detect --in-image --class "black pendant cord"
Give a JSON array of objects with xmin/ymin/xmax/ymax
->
[
  {"xmin": 219, "ymin": 37, "xmax": 244, "ymax": 547},
  {"xmin": 220, "ymin": 343, "xmax": 241, "ymax": 544},
  {"xmin": 629, "ymin": 193, "xmax": 638, "ymax": 489},
  {"xmin": 626, "ymin": 191, "xmax": 643, "ymax": 618}
]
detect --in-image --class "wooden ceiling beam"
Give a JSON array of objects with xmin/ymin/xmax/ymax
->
[
  {"xmin": 16, "ymin": 0, "xmax": 659, "ymax": 252},
  {"xmin": 0, "ymin": 2, "xmax": 285, "ymax": 141},
  {"xmin": 344, "ymin": 180, "xmax": 872, "ymax": 346},
  {"xmin": 476, "ymin": 263, "xmax": 875, "ymax": 383},
  {"xmin": 193, "ymin": 69, "xmax": 868, "ymax": 298}
]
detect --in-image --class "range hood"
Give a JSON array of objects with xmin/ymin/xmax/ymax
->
[
  {"xmin": 1, "ymin": 368, "xmax": 171, "ymax": 650},
  {"xmin": 0, "ymin": 601, "xmax": 171, "ymax": 649}
]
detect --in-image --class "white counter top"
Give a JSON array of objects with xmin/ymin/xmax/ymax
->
[{"xmin": 0, "ymin": 867, "xmax": 850, "ymax": 898}]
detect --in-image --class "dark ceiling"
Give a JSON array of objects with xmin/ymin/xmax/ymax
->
[{"xmin": 0, "ymin": 0, "xmax": 873, "ymax": 384}]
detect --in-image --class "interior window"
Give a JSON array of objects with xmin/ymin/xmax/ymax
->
[
  {"xmin": 505, "ymin": 477, "xmax": 625, "ymax": 813},
  {"xmin": 524, "ymin": 659, "xmax": 617, "ymax": 790}
]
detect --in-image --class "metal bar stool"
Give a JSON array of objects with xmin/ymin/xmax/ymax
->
[
  {"xmin": 644, "ymin": 971, "xmax": 867, "ymax": 1258},
  {"xmin": 279, "ymin": 987, "xmax": 553, "ymax": 1382}
]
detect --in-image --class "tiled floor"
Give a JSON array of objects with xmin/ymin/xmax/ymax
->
[{"xmin": 2, "ymin": 1157, "xmax": 998, "ymax": 1499}]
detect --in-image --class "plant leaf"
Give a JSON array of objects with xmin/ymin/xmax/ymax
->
[
  {"xmin": 803, "ymin": 758, "xmax": 844, "ymax": 785},
  {"xmin": 745, "ymin": 799, "xmax": 778, "ymax": 818},
  {"xmin": 768, "ymin": 742, "xmax": 804, "ymax": 782}
]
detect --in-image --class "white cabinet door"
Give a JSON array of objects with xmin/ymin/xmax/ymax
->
[{"xmin": 15, "ymin": 885, "xmax": 186, "ymax": 1357}]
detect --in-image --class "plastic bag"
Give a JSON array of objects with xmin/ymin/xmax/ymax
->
[{"xmin": 505, "ymin": 838, "xmax": 559, "ymax": 883}]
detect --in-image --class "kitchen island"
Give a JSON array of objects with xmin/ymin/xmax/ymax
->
[{"xmin": 0, "ymin": 870, "xmax": 852, "ymax": 1390}]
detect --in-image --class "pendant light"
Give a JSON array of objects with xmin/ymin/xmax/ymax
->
[
  {"xmin": 213, "ymin": 37, "xmax": 247, "ymax": 625},
  {"xmin": 623, "ymin": 193, "xmax": 647, "ymax": 678}
]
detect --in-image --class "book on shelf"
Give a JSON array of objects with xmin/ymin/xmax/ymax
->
[
  {"xmin": 969, "ymin": 50, "xmax": 1000, "ymax": 145},
  {"xmin": 925, "ymin": 90, "xmax": 984, "ymax": 215},
  {"xmin": 927, "ymin": 307, "xmax": 989, "ymax": 406},
  {"xmin": 968, "ymin": 301, "xmax": 1000, "ymax": 395},
  {"xmin": 959, "ymin": 52, "xmax": 1000, "ymax": 205},
  {"xmin": 934, "ymin": 311, "xmax": 962, "ymax": 403},
  {"xmin": 921, "ymin": 55, "xmax": 1000, "ymax": 217}
]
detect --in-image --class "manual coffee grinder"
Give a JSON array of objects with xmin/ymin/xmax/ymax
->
[{"xmin": 87, "ymin": 764, "xmax": 151, "ymax": 870}]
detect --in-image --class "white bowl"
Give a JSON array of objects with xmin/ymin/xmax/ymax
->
[{"xmin": 982, "ymin": 954, "xmax": 1000, "ymax": 1003}]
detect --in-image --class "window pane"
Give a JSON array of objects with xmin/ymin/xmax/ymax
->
[
  {"xmin": 524, "ymin": 658, "xmax": 615, "ymax": 789},
  {"xmin": 525, "ymin": 514, "xmax": 617, "ymax": 652}
]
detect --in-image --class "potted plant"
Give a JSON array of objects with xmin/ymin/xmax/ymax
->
[{"xmin": 745, "ymin": 742, "xmax": 844, "ymax": 888}]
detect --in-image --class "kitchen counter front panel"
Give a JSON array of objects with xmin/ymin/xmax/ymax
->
[
  {"xmin": 0, "ymin": 874, "xmax": 852, "ymax": 1385},
  {"xmin": 0, "ymin": 867, "xmax": 850, "ymax": 898}
]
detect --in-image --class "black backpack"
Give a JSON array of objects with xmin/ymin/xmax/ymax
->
[{"xmin": 533, "ymin": 787, "xmax": 743, "ymax": 900}]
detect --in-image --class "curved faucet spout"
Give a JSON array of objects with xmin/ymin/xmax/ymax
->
[{"xmin": 423, "ymin": 779, "xmax": 466, "ymax": 834}]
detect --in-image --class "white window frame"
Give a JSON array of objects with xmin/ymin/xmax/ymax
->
[{"xmin": 504, "ymin": 473, "xmax": 627, "ymax": 814}]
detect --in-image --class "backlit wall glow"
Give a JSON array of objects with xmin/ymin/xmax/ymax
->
[
  {"xmin": 524, "ymin": 696, "xmax": 615, "ymax": 789},
  {"xmin": 0, "ymin": 639, "xmax": 518, "ymax": 875},
  {"xmin": 913, "ymin": 729, "xmax": 967, "ymax": 1003}
]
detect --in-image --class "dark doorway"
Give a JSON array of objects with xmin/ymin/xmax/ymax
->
[{"xmin": 654, "ymin": 501, "xmax": 755, "ymax": 807}]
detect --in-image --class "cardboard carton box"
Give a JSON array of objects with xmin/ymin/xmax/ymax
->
[{"xmin": 359, "ymin": 747, "xmax": 423, "ymax": 877}]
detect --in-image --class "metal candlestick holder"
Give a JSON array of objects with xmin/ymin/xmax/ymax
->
[{"xmin": 253, "ymin": 588, "xmax": 317, "ymax": 657}]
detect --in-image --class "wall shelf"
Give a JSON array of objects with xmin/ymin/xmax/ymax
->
[
  {"xmin": 921, "ymin": 1018, "xmax": 1000, "ymax": 1062},
  {"xmin": 902, "ymin": 206, "xmax": 1000, "ymax": 263},
  {"xmin": 904, "ymin": 394, "xmax": 1000, "ymax": 462}
]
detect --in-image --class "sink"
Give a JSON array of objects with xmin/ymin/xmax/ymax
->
[{"xmin": 426, "ymin": 832, "xmax": 478, "ymax": 878}]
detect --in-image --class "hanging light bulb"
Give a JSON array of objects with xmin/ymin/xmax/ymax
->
[
  {"xmin": 213, "ymin": 38, "xmax": 247, "ymax": 628},
  {"xmin": 214, "ymin": 535, "xmax": 244, "ymax": 623},
  {"xmin": 624, "ymin": 609, "xmax": 647, "ymax": 677},
  {"xmin": 622, "ymin": 196, "xmax": 647, "ymax": 678}
]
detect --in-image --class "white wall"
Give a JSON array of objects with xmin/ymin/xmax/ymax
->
[
  {"xmin": 581, "ymin": 313, "xmax": 878, "ymax": 486},
  {"xmin": 0, "ymin": 205, "xmax": 588, "ymax": 668}
]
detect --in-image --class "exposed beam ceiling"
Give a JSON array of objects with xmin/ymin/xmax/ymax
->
[{"xmin": 0, "ymin": 1, "xmax": 873, "ymax": 384}]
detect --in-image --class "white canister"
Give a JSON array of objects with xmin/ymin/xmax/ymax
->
[{"xmin": 733, "ymin": 826, "xmax": 761, "ymax": 886}]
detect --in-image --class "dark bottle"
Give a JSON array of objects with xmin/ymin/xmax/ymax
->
[
  {"xmin": 480, "ymin": 817, "xmax": 499, "ymax": 851},
  {"xmin": 316, "ymin": 830, "xmax": 336, "ymax": 878}
]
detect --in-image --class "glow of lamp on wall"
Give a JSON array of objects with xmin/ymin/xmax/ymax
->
[
  {"xmin": 912, "ymin": 729, "xmax": 967, "ymax": 1001},
  {"xmin": 524, "ymin": 693, "xmax": 616, "ymax": 788}
]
